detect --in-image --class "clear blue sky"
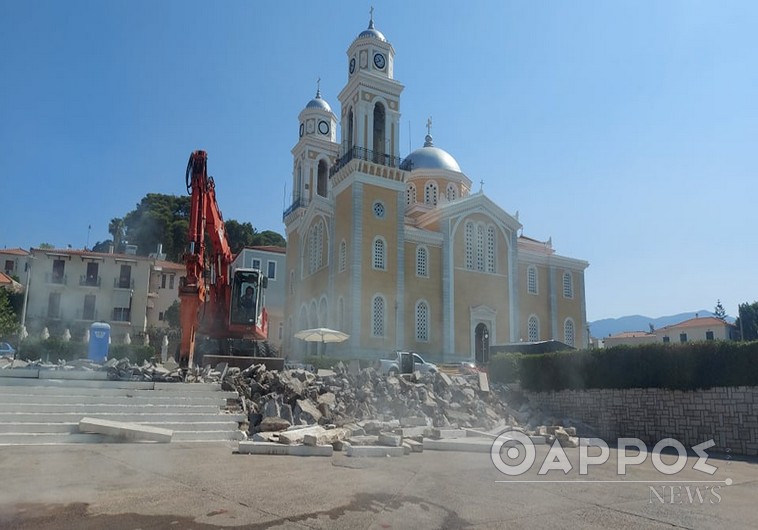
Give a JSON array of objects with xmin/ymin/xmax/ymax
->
[{"xmin": 2, "ymin": 1, "xmax": 756, "ymax": 321}]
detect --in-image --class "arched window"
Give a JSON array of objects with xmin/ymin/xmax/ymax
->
[
  {"xmin": 338, "ymin": 297, "xmax": 344, "ymax": 330},
  {"xmin": 373, "ymin": 103, "xmax": 386, "ymax": 160},
  {"xmin": 486, "ymin": 225, "xmax": 496, "ymax": 273},
  {"xmin": 373, "ymin": 237, "xmax": 386, "ymax": 270},
  {"xmin": 564, "ymin": 318, "xmax": 575, "ymax": 347},
  {"xmin": 317, "ymin": 159, "xmax": 328, "ymax": 197},
  {"xmin": 307, "ymin": 220, "xmax": 325, "ymax": 275},
  {"xmin": 528, "ymin": 315, "xmax": 539, "ymax": 342},
  {"xmin": 415, "ymin": 301, "xmax": 429, "ymax": 342},
  {"xmin": 465, "ymin": 221, "xmax": 474, "ymax": 270},
  {"xmin": 527, "ymin": 265, "xmax": 537, "ymax": 295},
  {"xmin": 476, "ymin": 224, "xmax": 485, "ymax": 272},
  {"xmin": 563, "ymin": 271, "xmax": 573, "ymax": 298},
  {"xmin": 446, "ymin": 183, "xmax": 457, "ymax": 201},
  {"xmin": 406, "ymin": 183, "xmax": 416, "ymax": 206},
  {"xmin": 347, "ymin": 108, "xmax": 354, "ymax": 152},
  {"xmin": 339, "ymin": 240, "xmax": 347, "ymax": 273},
  {"xmin": 319, "ymin": 297, "xmax": 328, "ymax": 327},
  {"xmin": 372, "ymin": 295, "xmax": 385, "ymax": 337},
  {"xmin": 424, "ymin": 181, "xmax": 438, "ymax": 205},
  {"xmin": 416, "ymin": 245, "xmax": 428, "ymax": 277},
  {"xmin": 295, "ymin": 164, "xmax": 302, "ymax": 200}
]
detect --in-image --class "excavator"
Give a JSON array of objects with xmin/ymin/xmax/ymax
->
[{"xmin": 178, "ymin": 150, "xmax": 282, "ymax": 370}]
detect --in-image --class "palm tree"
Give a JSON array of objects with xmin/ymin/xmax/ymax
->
[{"xmin": 108, "ymin": 217, "xmax": 126, "ymax": 253}]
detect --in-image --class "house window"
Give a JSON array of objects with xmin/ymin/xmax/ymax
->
[
  {"xmin": 307, "ymin": 221, "xmax": 325, "ymax": 275},
  {"xmin": 252, "ymin": 258, "xmax": 261, "ymax": 270},
  {"xmin": 161, "ymin": 274, "xmax": 167, "ymax": 289},
  {"xmin": 416, "ymin": 301, "xmax": 429, "ymax": 342},
  {"xmin": 113, "ymin": 307, "xmax": 131, "ymax": 322},
  {"xmin": 4, "ymin": 260, "xmax": 13, "ymax": 275},
  {"xmin": 527, "ymin": 266, "xmax": 538, "ymax": 294},
  {"xmin": 372, "ymin": 295, "xmax": 385, "ymax": 337},
  {"xmin": 158, "ymin": 312, "xmax": 164, "ymax": 321},
  {"xmin": 267, "ymin": 261, "xmax": 276, "ymax": 280},
  {"xmin": 373, "ymin": 201, "xmax": 385, "ymax": 218},
  {"xmin": 564, "ymin": 319, "xmax": 575, "ymax": 347},
  {"xmin": 339, "ymin": 240, "xmax": 347, "ymax": 273},
  {"xmin": 706, "ymin": 330, "xmax": 714, "ymax": 341},
  {"xmin": 563, "ymin": 272, "xmax": 573, "ymax": 298},
  {"xmin": 52, "ymin": 259, "xmax": 65, "ymax": 284},
  {"xmin": 85, "ymin": 262, "xmax": 99, "ymax": 286},
  {"xmin": 118, "ymin": 264, "xmax": 132, "ymax": 289},
  {"xmin": 48, "ymin": 292, "xmax": 61, "ymax": 318},
  {"xmin": 373, "ymin": 237, "xmax": 386, "ymax": 270},
  {"xmin": 169, "ymin": 275, "xmax": 174, "ymax": 289},
  {"xmin": 416, "ymin": 246, "xmax": 428, "ymax": 277},
  {"xmin": 662, "ymin": 336, "xmax": 670, "ymax": 344},
  {"xmin": 83, "ymin": 294, "xmax": 96, "ymax": 320},
  {"xmin": 528, "ymin": 315, "xmax": 539, "ymax": 342},
  {"xmin": 680, "ymin": 333, "xmax": 687, "ymax": 343}
]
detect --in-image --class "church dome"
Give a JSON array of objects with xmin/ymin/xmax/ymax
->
[
  {"xmin": 401, "ymin": 134, "xmax": 461, "ymax": 173},
  {"xmin": 305, "ymin": 91, "xmax": 333, "ymax": 113},
  {"xmin": 356, "ymin": 13, "xmax": 386, "ymax": 42}
]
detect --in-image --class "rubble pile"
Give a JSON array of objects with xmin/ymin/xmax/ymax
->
[
  {"xmin": 0, "ymin": 355, "xmax": 225, "ymax": 384},
  {"xmin": 229, "ymin": 361, "xmax": 562, "ymax": 434}
]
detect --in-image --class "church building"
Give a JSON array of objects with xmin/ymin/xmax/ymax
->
[{"xmin": 282, "ymin": 14, "xmax": 589, "ymax": 362}]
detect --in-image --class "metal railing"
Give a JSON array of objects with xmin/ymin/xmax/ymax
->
[
  {"xmin": 113, "ymin": 278, "xmax": 135, "ymax": 289},
  {"xmin": 329, "ymin": 146, "xmax": 403, "ymax": 177},
  {"xmin": 79, "ymin": 275, "xmax": 101, "ymax": 287},
  {"xmin": 45, "ymin": 273, "xmax": 67, "ymax": 285},
  {"xmin": 283, "ymin": 196, "xmax": 309, "ymax": 220}
]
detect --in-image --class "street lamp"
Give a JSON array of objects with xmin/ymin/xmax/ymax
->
[{"xmin": 482, "ymin": 331, "xmax": 489, "ymax": 364}]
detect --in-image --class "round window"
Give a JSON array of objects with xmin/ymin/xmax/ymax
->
[{"xmin": 373, "ymin": 201, "xmax": 385, "ymax": 218}]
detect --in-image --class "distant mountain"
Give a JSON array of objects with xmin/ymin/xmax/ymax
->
[{"xmin": 590, "ymin": 311, "xmax": 736, "ymax": 338}]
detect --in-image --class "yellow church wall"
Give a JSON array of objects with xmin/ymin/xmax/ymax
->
[
  {"xmin": 403, "ymin": 241, "xmax": 443, "ymax": 355},
  {"xmin": 517, "ymin": 262, "xmax": 552, "ymax": 340}
]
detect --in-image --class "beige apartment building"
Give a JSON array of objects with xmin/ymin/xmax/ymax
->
[
  {"xmin": 0, "ymin": 247, "xmax": 182, "ymax": 343},
  {"xmin": 282, "ymin": 16, "xmax": 589, "ymax": 362}
]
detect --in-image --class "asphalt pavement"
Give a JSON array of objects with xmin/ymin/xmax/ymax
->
[{"xmin": 0, "ymin": 441, "xmax": 756, "ymax": 529}]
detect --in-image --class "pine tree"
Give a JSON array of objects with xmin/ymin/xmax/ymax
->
[{"xmin": 714, "ymin": 299, "xmax": 727, "ymax": 321}]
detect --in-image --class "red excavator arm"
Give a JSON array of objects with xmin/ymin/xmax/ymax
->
[{"xmin": 178, "ymin": 150, "xmax": 267, "ymax": 366}]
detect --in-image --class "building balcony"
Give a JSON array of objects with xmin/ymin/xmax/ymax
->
[
  {"xmin": 283, "ymin": 197, "xmax": 309, "ymax": 221},
  {"xmin": 329, "ymin": 146, "xmax": 403, "ymax": 178},
  {"xmin": 79, "ymin": 275, "xmax": 101, "ymax": 287},
  {"xmin": 113, "ymin": 278, "xmax": 135, "ymax": 289},
  {"xmin": 45, "ymin": 273, "xmax": 67, "ymax": 285}
]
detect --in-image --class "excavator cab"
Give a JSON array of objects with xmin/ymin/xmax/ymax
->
[{"xmin": 230, "ymin": 268, "xmax": 267, "ymax": 327}]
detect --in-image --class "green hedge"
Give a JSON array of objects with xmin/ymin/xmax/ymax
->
[
  {"xmin": 488, "ymin": 352, "xmax": 523, "ymax": 384},
  {"xmin": 516, "ymin": 341, "xmax": 758, "ymax": 392}
]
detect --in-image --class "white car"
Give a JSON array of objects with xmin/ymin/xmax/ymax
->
[
  {"xmin": 378, "ymin": 351, "xmax": 438, "ymax": 376},
  {"xmin": 0, "ymin": 342, "xmax": 16, "ymax": 356}
]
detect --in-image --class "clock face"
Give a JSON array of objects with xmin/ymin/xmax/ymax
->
[
  {"xmin": 318, "ymin": 120, "xmax": 329, "ymax": 135},
  {"xmin": 299, "ymin": 123, "xmax": 304, "ymax": 137},
  {"xmin": 373, "ymin": 53, "xmax": 385, "ymax": 70},
  {"xmin": 349, "ymin": 57, "xmax": 356, "ymax": 74}
]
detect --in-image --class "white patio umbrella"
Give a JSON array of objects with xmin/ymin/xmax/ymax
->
[{"xmin": 294, "ymin": 327, "xmax": 349, "ymax": 356}]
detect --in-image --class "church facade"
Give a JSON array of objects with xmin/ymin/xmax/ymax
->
[{"xmin": 282, "ymin": 16, "xmax": 589, "ymax": 362}]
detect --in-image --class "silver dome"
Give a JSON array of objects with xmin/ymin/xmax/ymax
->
[
  {"xmin": 305, "ymin": 90, "xmax": 333, "ymax": 113},
  {"xmin": 357, "ymin": 16, "xmax": 386, "ymax": 42},
  {"xmin": 401, "ymin": 135, "xmax": 461, "ymax": 172}
]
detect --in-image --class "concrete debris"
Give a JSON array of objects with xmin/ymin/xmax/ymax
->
[
  {"xmin": 228, "ymin": 362, "xmax": 588, "ymax": 459},
  {"xmin": 78, "ymin": 417, "xmax": 173, "ymax": 443}
]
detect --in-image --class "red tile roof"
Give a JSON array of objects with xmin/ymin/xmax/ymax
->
[
  {"xmin": 659, "ymin": 316, "xmax": 736, "ymax": 330},
  {"xmin": 245, "ymin": 245, "xmax": 287, "ymax": 254},
  {"xmin": 0, "ymin": 248, "xmax": 30, "ymax": 256}
]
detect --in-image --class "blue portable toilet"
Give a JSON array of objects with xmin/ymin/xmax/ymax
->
[{"xmin": 88, "ymin": 322, "xmax": 111, "ymax": 362}]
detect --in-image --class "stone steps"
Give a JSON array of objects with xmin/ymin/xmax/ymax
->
[{"xmin": 0, "ymin": 375, "xmax": 246, "ymax": 445}]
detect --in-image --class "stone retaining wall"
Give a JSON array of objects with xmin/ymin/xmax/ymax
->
[{"xmin": 524, "ymin": 386, "xmax": 758, "ymax": 456}]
